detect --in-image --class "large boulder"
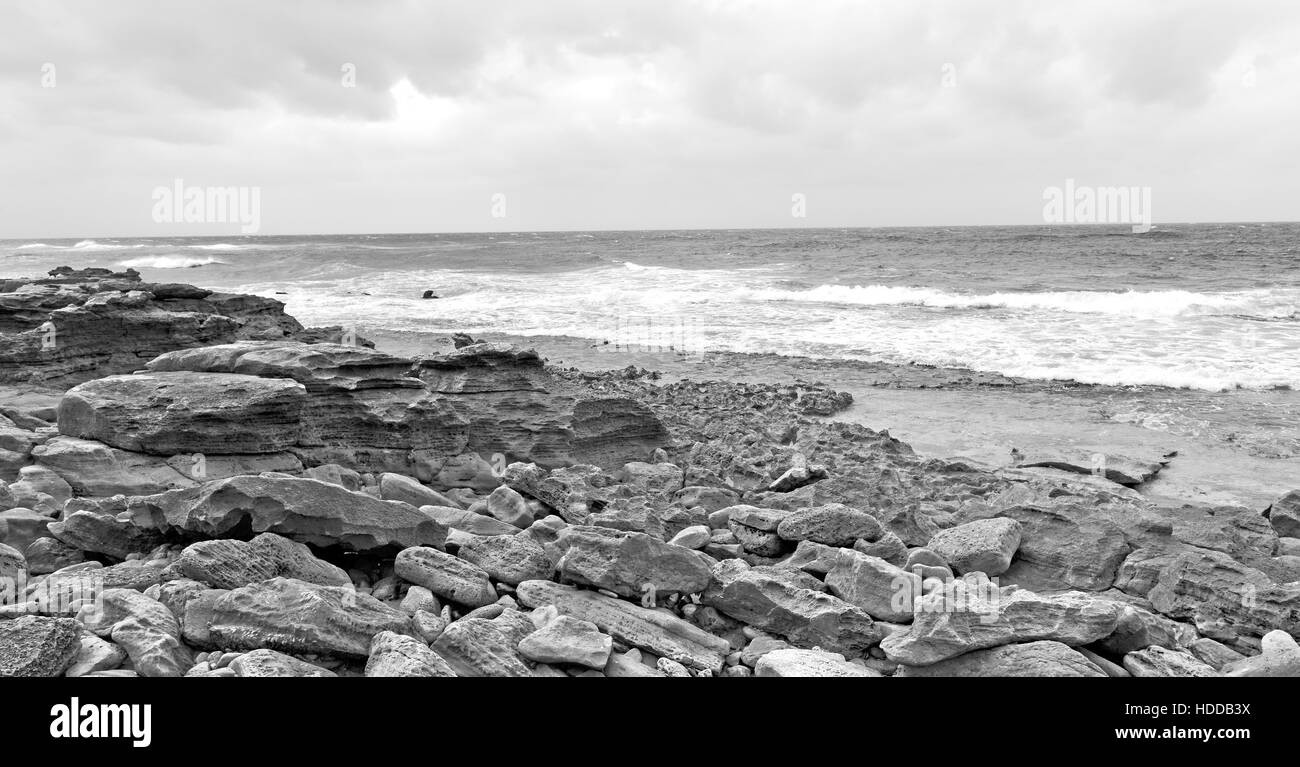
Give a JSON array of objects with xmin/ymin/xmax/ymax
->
[
  {"xmin": 896, "ymin": 640, "xmax": 1108, "ymax": 677},
  {"xmin": 171, "ymin": 533, "xmax": 351, "ymax": 590},
  {"xmin": 107, "ymin": 474, "xmax": 446, "ymax": 552},
  {"xmin": 208, "ymin": 577, "xmax": 412, "ymax": 657},
  {"xmin": 394, "ymin": 547, "xmax": 497, "ymax": 608},
  {"xmin": 0, "ymin": 615, "xmax": 81, "ymax": 676},
  {"xmin": 58, "ymin": 372, "xmax": 306, "ymax": 454},
  {"xmin": 926, "ymin": 518, "xmax": 1022, "ymax": 576},
  {"xmin": 547, "ymin": 525, "xmax": 712, "ymax": 598}
]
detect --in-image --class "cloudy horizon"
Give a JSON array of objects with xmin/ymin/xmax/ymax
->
[{"xmin": 2, "ymin": 0, "xmax": 1298, "ymax": 238}]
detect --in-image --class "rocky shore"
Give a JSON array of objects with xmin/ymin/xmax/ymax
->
[{"xmin": 1, "ymin": 267, "xmax": 1298, "ymax": 678}]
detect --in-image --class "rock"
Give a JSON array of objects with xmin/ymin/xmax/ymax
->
[
  {"xmin": 726, "ymin": 505, "xmax": 790, "ymax": 557},
  {"xmin": 0, "ymin": 615, "xmax": 80, "ymax": 676},
  {"xmin": 502, "ymin": 463, "xmax": 615, "ymax": 524},
  {"xmin": 22, "ymin": 537, "xmax": 84, "ymax": 575},
  {"xmin": 981, "ymin": 502, "xmax": 1129, "ymax": 591},
  {"xmin": 46, "ymin": 503, "xmax": 164, "ymax": 560},
  {"xmin": 755, "ymin": 648, "xmax": 880, "ymax": 677},
  {"xmin": 767, "ymin": 463, "xmax": 828, "ymax": 493},
  {"xmin": 171, "ymin": 533, "xmax": 351, "ymax": 590},
  {"xmin": 366, "ymin": 630, "xmax": 457, "ymax": 677},
  {"xmin": 1020, "ymin": 447, "xmax": 1170, "ymax": 486},
  {"xmin": 1123, "ymin": 646, "xmax": 1218, "ymax": 677},
  {"xmin": 78, "ymin": 588, "xmax": 178, "ymax": 638},
  {"xmin": 208, "ymin": 577, "xmax": 413, "ymax": 657},
  {"xmin": 31, "ymin": 436, "xmax": 199, "ymax": 496},
  {"xmin": 65, "ymin": 633, "xmax": 127, "ymax": 677},
  {"xmin": 740, "ymin": 635, "xmax": 791, "ymax": 667},
  {"xmin": 1077, "ymin": 647, "xmax": 1131, "ymax": 677},
  {"xmin": 1097, "ymin": 602, "xmax": 1196, "ymax": 655},
  {"xmin": 1269, "ymin": 490, "xmax": 1300, "ymax": 538},
  {"xmin": 614, "ymin": 461, "xmax": 684, "ymax": 495},
  {"xmin": 880, "ymin": 585, "xmax": 1122, "ymax": 666},
  {"xmin": 548, "ymin": 525, "xmax": 712, "ymax": 598},
  {"xmin": 1222, "ymin": 630, "xmax": 1300, "ymax": 677},
  {"xmin": 673, "ymin": 486, "xmax": 739, "ymax": 513},
  {"xmin": 109, "ymin": 616, "xmax": 192, "ymax": 677},
  {"xmin": 0, "ymin": 508, "xmax": 52, "ymax": 552},
  {"xmin": 399, "ymin": 586, "xmax": 440, "ymax": 616},
  {"xmin": 412, "ymin": 609, "xmax": 449, "ymax": 643},
  {"xmin": 486, "ymin": 485, "xmax": 533, "ymax": 528},
  {"xmin": 454, "ymin": 534, "xmax": 553, "ymax": 586},
  {"xmin": 518, "ymin": 615, "xmax": 613, "ymax": 669},
  {"xmin": 516, "ymin": 580, "xmax": 729, "ymax": 672},
  {"xmin": 668, "ymin": 525, "xmax": 711, "ymax": 550},
  {"xmin": 896, "ymin": 640, "xmax": 1108, "ymax": 677},
  {"xmin": 395, "ymin": 547, "xmax": 497, "ymax": 608},
  {"xmin": 776, "ymin": 504, "xmax": 883, "ymax": 547},
  {"xmin": 853, "ymin": 531, "xmax": 908, "ymax": 566},
  {"xmin": 111, "ymin": 474, "xmax": 446, "ymax": 552},
  {"xmin": 58, "ymin": 372, "xmax": 306, "ymax": 454},
  {"xmin": 379, "ymin": 472, "xmax": 461, "ymax": 508},
  {"xmin": 824, "ymin": 548, "xmax": 923, "ymax": 622},
  {"xmin": 0, "ymin": 271, "xmax": 303, "ymax": 388},
  {"xmin": 904, "ymin": 548, "xmax": 947, "ymax": 569},
  {"xmin": 1145, "ymin": 548, "xmax": 1299, "ymax": 641},
  {"xmin": 1189, "ymin": 637, "xmax": 1247, "ymax": 671},
  {"xmin": 229, "ymin": 649, "xmax": 337, "ymax": 677},
  {"xmin": 605, "ymin": 649, "xmax": 666, "ymax": 677},
  {"xmin": 657, "ymin": 657, "xmax": 691, "ymax": 677},
  {"xmin": 302, "ymin": 463, "xmax": 363, "ymax": 490},
  {"xmin": 423, "ymin": 505, "xmax": 519, "ymax": 536},
  {"xmin": 780, "ymin": 540, "xmax": 842, "ymax": 575},
  {"xmin": 0, "ymin": 540, "xmax": 24, "ymax": 582},
  {"xmin": 430, "ymin": 617, "xmax": 532, "ymax": 677},
  {"xmin": 9, "ymin": 466, "xmax": 73, "ymax": 507},
  {"xmin": 702, "ymin": 559, "xmax": 881, "ymax": 656},
  {"xmin": 926, "ymin": 518, "xmax": 1022, "ymax": 576}
]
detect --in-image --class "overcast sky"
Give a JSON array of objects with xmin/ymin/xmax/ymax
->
[{"xmin": 1, "ymin": 0, "xmax": 1297, "ymax": 237}]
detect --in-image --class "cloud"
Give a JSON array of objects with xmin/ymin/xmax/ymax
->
[{"xmin": 1, "ymin": 0, "xmax": 1298, "ymax": 236}]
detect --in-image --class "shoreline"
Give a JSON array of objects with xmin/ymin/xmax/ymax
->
[{"xmin": 365, "ymin": 327, "xmax": 1300, "ymax": 511}]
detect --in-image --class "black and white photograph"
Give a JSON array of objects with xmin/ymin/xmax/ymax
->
[{"xmin": 0, "ymin": 0, "xmax": 1296, "ymax": 741}]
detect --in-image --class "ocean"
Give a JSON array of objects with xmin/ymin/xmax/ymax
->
[{"xmin": 3, "ymin": 223, "xmax": 1298, "ymax": 392}]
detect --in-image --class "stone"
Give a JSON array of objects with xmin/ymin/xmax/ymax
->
[
  {"xmin": 824, "ymin": 548, "xmax": 923, "ymax": 622},
  {"xmin": 110, "ymin": 616, "xmax": 192, "ymax": 677},
  {"xmin": 454, "ymin": 534, "xmax": 553, "ymax": 586},
  {"xmin": 57, "ymin": 372, "xmax": 306, "ymax": 454},
  {"xmin": 518, "ymin": 615, "xmax": 613, "ymax": 669},
  {"xmin": 65, "ymin": 633, "xmax": 127, "ymax": 677},
  {"xmin": 1269, "ymin": 490, "xmax": 1300, "ymax": 538},
  {"xmin": 22, "ymin": 537, "xmax": 84, "ymax": 575},
  {"xmin": 1222, "ymin": 630, "xmax": 1300, "ymax": 677},
  {"xmin": 171, "ymin": 533, "xmax": 351, "ymax": 589},
  {"xmin": 516, "ymin": 580, "xmax": 729, "ymax": 672},
  {"xmin": 0, "ymin": 615, "xmax": 80, "ymax": 676},
  {"xmin": 896, "ymin": 640, "xmax": 1107, "ymax": 677},
  {"xmin": 31, "ymin": 436, "xmax": 199, "ymax": 497},
  {"xmin": 756, "ymin": 648, "xmax": 880, "ymax": 677},
  {"xmin": 412, "ymin": 609, "xmax": 449, "ymax": 643},
  {"xmin": 394, "ymin": 547, "xmax": 497, "ymax": 608},
  {"xmin": 46, "ymin": 504, "xmax": 164, "ymax": 560},
  {"xmin": 702, "ymin": 559, "xmax": 881, "ymax": 656},
  {"xmin": 614, "ymin": 461, "xmax": 684, "ymax": 495},
  {"xmin": 605, "ymin": 649, "xmax": 666, "ymax": 677},
  {"xmin": 423, "ymin": 505, "xmax": 519, "ymax": 536},
  {"xmin": 431, "ymin": 617, "xmax": 532, "ymax": 677},
  {"xmin": 0, "ymin": 540, "xmax": 24, "ymax": 582},
  {"xmin": 880, "ymin": 585, "xmax": 1123, "ymax": 666},
  {"xmin": 366, "ymin": 630, "xmax": 457, "ymax": 677},
  {"xmin": 208, "ymin": 577, "xmax": 413, "ymax": 657},
  {"xmin": 904, "ymin": 548, "xmax": 947, "ymax": 569},
  {"xmin": 112, "ymin": 474, "xmax": 446, "ymax": 552},
  {"xmin": 853, "ymin": 531, "xmax": 908, "ymax": 566},
  {"xmin": 1146, "ymin": 549, "xmax": 1299, "ymax": 641},
  {"xmin": 548, "ymin": 525, "xmax": 712, "ymax": 598},
  {"xmin": 303, "ymin": 463, "xmax": 363, "ymax": 490},
  {"xmin": 1097, "ymin": 602, "xmax": 1196, "ymax": 655},
  {"xmin": 926, "ymin": 518, "xmax": 1022, "ymax": 576},
  {"xmin": 674, "ymin": 486, "xmax": 740, "ymax": 513},
  {"xmin": 399, "ymin": 586, "xmax": 440, "ymax": 616},
  {"xmin": 657, "ymin": 657, "xmax": 691, "ymax": 677},
  {"xmin": 776, "ymin": 504, "xmax": 883, "ymax": 547},
  {"xmin": 1123, "ymin": 646, "xmax": 1218, "ymax": 677},
  {"xmin": 486, "ymin": 485, "xmax": 533, "ymax": 528},
  {"xmin": 1189, "ymin": 637, "xmax": 1247, "ymax": 671},
  {"xmin": 740, "ymin": 635, "xmax": 791, "ymax": 667},
  {"xmin": 781, "ymin": 540, "xmax": 842, "ymax": 574},
  {"xmin": 984, "ymin": 502, "xmax": 1129, "ymax": 591},
  {"xmin": 668, "ymin": 524, "xmax": 711, "ymax": 550},
  {"xmin": 229, "ymin": 649, "xmax": 337, "ymax": 677},
  {"xmin": 379, "ymin": 472, "xmax": 461, "ymax": 508},
  {"xmin": 0, "ymin": 508, "xmax": 52, "ymax": 552}
]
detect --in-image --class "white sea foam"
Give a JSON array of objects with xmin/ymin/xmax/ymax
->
[
  {"xmin": 119, "ymin": 255, "xmax": 226, "ymax": 269},
  {"xmin": 740, "ymin": 284, "xmax": 1299, "ymax": 320}
]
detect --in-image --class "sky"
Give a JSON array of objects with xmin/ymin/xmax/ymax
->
[{"xmin": 1, "ymin": 0, "xmax": 1298, "ymax": 237}]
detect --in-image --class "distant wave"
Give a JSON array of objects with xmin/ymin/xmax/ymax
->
[
  {"xmin": 187, "ymin": 243, "xmax": 245, "ymax": 251},
  {"xmin": 119, "ymin": 255, "xmax": 226, "ymax": 269},
  {"xmin": 742, "ymin": 284, "xmax": 1299, "ymax": 320},
  {"xmin": 14, "ymin": 242, "xmax": 54, "ymax": 249}
]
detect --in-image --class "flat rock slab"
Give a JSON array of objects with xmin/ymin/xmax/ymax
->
[
  {"xmin": 120, "ymin": 474, "xmax": 446, "ymax": 552},
  {"xmin": 756, "ymin": 648, "xmax": 880, "ymax": 677},
  {"xmin": 57, "ymin": 372, "xmax": 306, "ymax": 455},
  {"xmin": 394, "ymin": 546, "xmax": 497, "ymax": 608},
  {"xmin": 230, "ymin": 648, "xmax": 337, "ymax": 678},
  {"xmin": 880, "ymin": 585, "xmax": 1122, "ymax": 666},
  {"xmin": 896, "ymin": 640, "xmax": 1108, "ymax": 677},
  {"xmin": 366, "ymin": 630, "xmax": 456, "ymax": 677},
  {"xmin": 548, "ymin": 525, "xmax": 712, "ymax": 598},
  {"xmin": 518, "ymin": 615, "xmax": 613, "ymax": 669},
  {"xmin": 208, "ymin": 577, "xmax": 412, "ymax": 657},
  {"xmin": 516, "ymin": 580, "xmax": 729, "ymax": 672},
  {"xmin": 172, "ymin": 532, "xmax": 352, "ymax": 590}
]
